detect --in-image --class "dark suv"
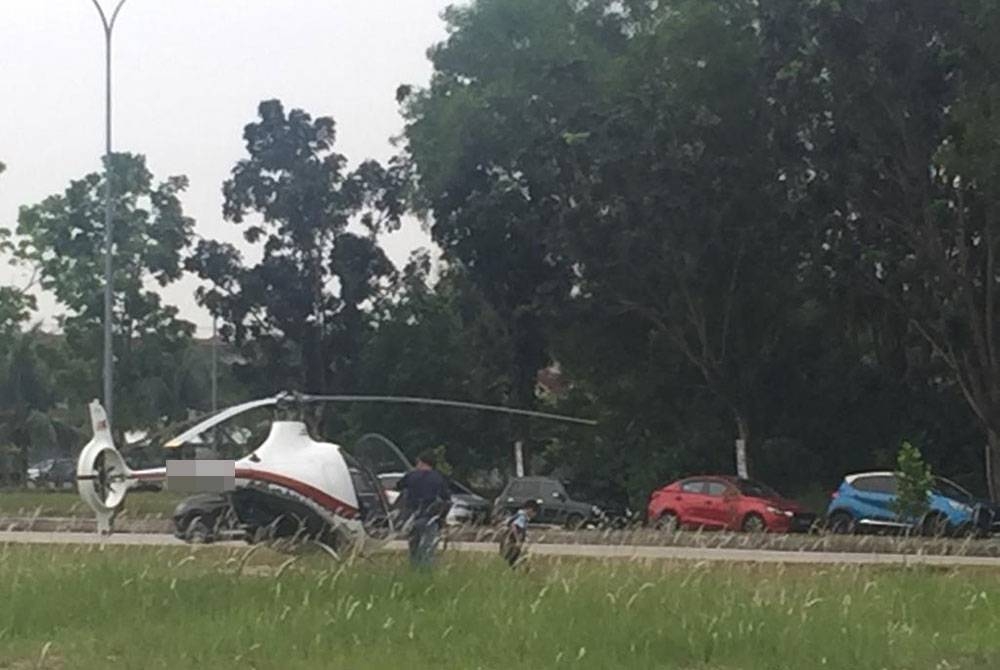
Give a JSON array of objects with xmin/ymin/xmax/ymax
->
[{"xmin": 493, "ymin": 476, "xmax": 601, "ymax": 529}]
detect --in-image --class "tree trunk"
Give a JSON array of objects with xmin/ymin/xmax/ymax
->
[
  {"xmin": 734, "ymin": 412, "xmax": 750, "ymax": 479},
  {"xmin": 987, "ymin": 429, "xmax": 1000, "ymax": 502}
]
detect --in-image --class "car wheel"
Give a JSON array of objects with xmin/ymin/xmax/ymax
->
[
  {"xmin": 827, "ymin": 511, "xmax": 855, "ymax": 534},
  {"xmin": 564, "ymin": 513, "xmax": 586, "ymax": 530},
  {"xmin": 185, "ymin": 518, "xmax": 213, "ymax": 544},
  {"xmin": 741, "ymin": 513, "xmax": 766, "ymax": 533},
  {"xmin": 655, "ymin": 511, "xmax": 679, "ymax": 532},
  {"xmin": 921, "ymin": 512, "xmax": 949, "ymax": 538}
]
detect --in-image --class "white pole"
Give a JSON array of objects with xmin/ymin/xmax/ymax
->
[
  {"xmin": 91, "ymin": 0, "xmax": 128, "ymax": 430},
  {"xmin": 735, "ymin": 438, "xmax": 748, "ymax": 479},
  {"xmin": 514, "ymin": 440, "xmax": 524, "ymax": 478}
]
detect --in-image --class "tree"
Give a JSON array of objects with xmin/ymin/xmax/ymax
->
[
  {"xmin": 188, "ymin": 100, "xmax": 401, "ymax": 408},
  {"xmin": 345, "ymin": 251, "xmax": 517, "ymax": 476},
  {"xmin": 0, "ymin": 328, "xmax": 79, "ymax": 483},
  {"xmin": 15, "ymin": 153, "xmax": 199, "ymax": 431},
  {"xmin": 766, "ymin": 0, "xmax": 1000, "ymax": 497},
  {"xmin": 0, "ymin": 287, "xmax": 35, "ymax": 341},
  {"xmin": 892, "ymin": 440, "xmax": 933, "ymax": 525},
  {"xmin": 400, "ymin": 0, "xmax": 805, "ymax": 476}
]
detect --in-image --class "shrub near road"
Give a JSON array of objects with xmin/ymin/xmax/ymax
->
[{"xmin": 1, "ymin": 545, "xmax": 999, "ymax": 669}]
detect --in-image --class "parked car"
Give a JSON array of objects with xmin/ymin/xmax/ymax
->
[
  {"xmin": 376, "ymin": 472, "xmax": 491, "ymax": 526},
  {"xmin": 563, "ymin": 486, "xmax": 641, "ymax": 529},
  {"xmin": 446, "ymin": 479, "xmax": 491, "ymax": 525},
  {"xmin": 27, "ymin": 458, "xmax": 76, "ymax": 489},
  {"xmin": 172, "ymin": 493, "xmax": 240, "ymax": 543},
  {"xmin": 646, "ymin": 476, "xmax": 816, "ymax": 533},
  {"xmin": 492, "ymin": 476, "xmax": 603, "ymax": 529},
  {"xmin": 825, "ymin": 471, "xmax": 999, "ymax": 537}
]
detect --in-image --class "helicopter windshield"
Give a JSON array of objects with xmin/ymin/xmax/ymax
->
[{"xmin": 352, "ymin": 433, "xmax": 413, "ymax": 476}]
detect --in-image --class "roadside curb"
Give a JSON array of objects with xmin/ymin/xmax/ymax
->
[
  {"xmin": 0, "ymin": 516, "xmax": 172, "ymax": 534},
  {"xmin": 5, "ymin": 516, "xmax": 1000, "ymax": 558}
]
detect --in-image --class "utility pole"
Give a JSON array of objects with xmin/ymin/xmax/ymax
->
[
  {"xmin": 211, "ymin": 317, "xmax": 219, "ymax": 454},
  {"xmin": 211, "ymin": 317, "xmax": 218, "ymax": 414},
  {"xmin": 90, "ymin": 0, "xmax": 128, "ymax": 430}
]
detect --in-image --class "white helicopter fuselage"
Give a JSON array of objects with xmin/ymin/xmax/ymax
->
[
  {"xmin": 225, "ymin": 420, "xmax": 367, "ymax": 538},
  {"xmin": 78, "ymin": 401, "xmax": 389, "ymax": 552}
]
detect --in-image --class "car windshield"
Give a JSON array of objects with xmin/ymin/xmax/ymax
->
[
  {"xmin": 736, "ymin": 479, "xmax": 781, "ymax": 499},
  {"xmin": 449, "ymin": 480, "xmax": 472, "ymax": 496},
  {"xmin": 932, "ymin": 477, "xmax": 973, "ymax": 502}
]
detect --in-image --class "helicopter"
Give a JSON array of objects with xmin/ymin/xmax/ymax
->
[{"xmin": 75, "ymin": 391, "xmax": 596, "ymax": 557}]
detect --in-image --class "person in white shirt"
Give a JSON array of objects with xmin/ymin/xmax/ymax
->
[{"xmin": 499, "ymin": 499, "xmax": 539, "ymax": 568}]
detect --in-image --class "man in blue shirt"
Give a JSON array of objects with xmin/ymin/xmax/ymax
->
[
  {"xmin": 500, "ymin": 499, "xmax": 539, "ymax": 568},
  {"xmin": 395, "ymin": 450, "xmax": 452, "ymax": 568}
]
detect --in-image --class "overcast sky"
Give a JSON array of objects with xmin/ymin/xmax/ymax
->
[{"xmin": 0, "ymin": 0, "xmax": 454, "ymax": 337}]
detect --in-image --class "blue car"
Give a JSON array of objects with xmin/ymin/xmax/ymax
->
[{"xmin": 825, "ymin": 471, "xmax": 998, "ymax": 537}]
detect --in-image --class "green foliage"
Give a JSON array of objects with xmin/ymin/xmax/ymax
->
[
  {"xmin": 429, "ymin": 445, "xmax": 452, "ymax": 477},
  {"xmin": 893, "ymin": 441, "xmax": 933, "ymax": 522},
  {"xmin": 0, "ymin": 287, "xmax": 35, "ymax": 340},
  {"xmin": 14, "ymin": 153, "xmax": 202, "ymax": 430},
  {"xmin": 188, "ymin": 99, "xmax": 401, "ymax": 399},
  {"xmin": 343, "ymin": 256, "xmax": 515, "ymax": 476}
]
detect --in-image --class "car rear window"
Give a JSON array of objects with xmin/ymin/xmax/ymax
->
[{"xmin": 852, "ymin": 475, "xmax": 898, "ymax": 494}]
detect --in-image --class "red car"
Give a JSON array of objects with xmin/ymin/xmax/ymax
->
[{"xmin": 646, "ymin": 476, "xmax": 816, "ymax": 533}]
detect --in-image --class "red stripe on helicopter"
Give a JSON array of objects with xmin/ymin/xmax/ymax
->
[{"xmin": 235, "ymin": 468, "xmax": 359, "ymax": 519}]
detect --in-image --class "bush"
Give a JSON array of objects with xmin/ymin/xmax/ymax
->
[{"xmin": 892, "ymin": 441, "xmax": 933, "ymax": 523}]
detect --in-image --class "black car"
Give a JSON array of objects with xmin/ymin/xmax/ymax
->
[
  {"xmin": 172, "ymin": 494, "xmax": 240, "ymax": 543},
  {"xmin": 27, "ymin": 458, "xmax": 76, "ymax": 489},
  {"xmin": 493, "ymin": 476, "xmax": 602, "ymax": 529}
]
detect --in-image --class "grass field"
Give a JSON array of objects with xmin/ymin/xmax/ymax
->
[
  {"xmin": 1, "ymin": 544, "xmax": 999, "ymax": 670},
  {"xmin": 0, "ymin": 490, "xmax": 185, "ymax": 519}
]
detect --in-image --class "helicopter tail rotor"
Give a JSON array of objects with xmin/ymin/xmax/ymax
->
[{"xmin": 76, "ymin": 400, "xmax": 166, "ymax": 535}]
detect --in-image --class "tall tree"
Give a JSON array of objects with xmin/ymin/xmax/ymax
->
[
  {"xmin": 188, "ymin": 100, "xmax": 398, "ymax": 404},
  {"xmin": 345, "ymin": 251, "xmax": 521, "ymax": 476},
  {"xmin": 400, "ymin": 0, "xmax": 803, "ymax": 476},
  {"xmin": 15, "ymin": 153, "xmax": 199, "ymax": 431},
  {"xmin": 188, "ymin": 100, "xmax": 402, "ymax": 402},
  {"xmin": 765, "ymin": 0, "xmax": 1000, "ymax": 496}
]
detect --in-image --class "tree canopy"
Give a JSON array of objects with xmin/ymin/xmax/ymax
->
[{"xmin": 3, "ymin": 1, "xmax": 1000, "ymax": 505}]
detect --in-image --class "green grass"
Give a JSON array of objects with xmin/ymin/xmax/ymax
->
[
  {"xmin": 0, "ymin": 490, "xmax": 185, "ymax": 519},
  {"xmin": 1, "ymin": 545, "xmax": 999, "ymax": 669}
]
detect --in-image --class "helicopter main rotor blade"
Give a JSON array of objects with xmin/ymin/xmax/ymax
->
[
  {"xmin": 162, "ymin": 392, "xmax": 597, "ymax": 448},
  {"xmin": 300, "ymin": 395, "xmax": 598, "ymax": 426}
]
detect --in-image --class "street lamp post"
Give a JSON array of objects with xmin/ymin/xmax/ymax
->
[{"xmin": 90, "ymin": 0, "xmax": 127, "ymax": 430}]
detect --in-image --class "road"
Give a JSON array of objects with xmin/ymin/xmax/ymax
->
[{"xmin": 4, "ymin": 530, "xmax": 1000, "ymax": 567}]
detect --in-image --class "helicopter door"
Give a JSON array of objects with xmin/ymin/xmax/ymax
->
[{"xmin": 341, "ymin": 452, "xmax": 391, "ymax": 538}]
